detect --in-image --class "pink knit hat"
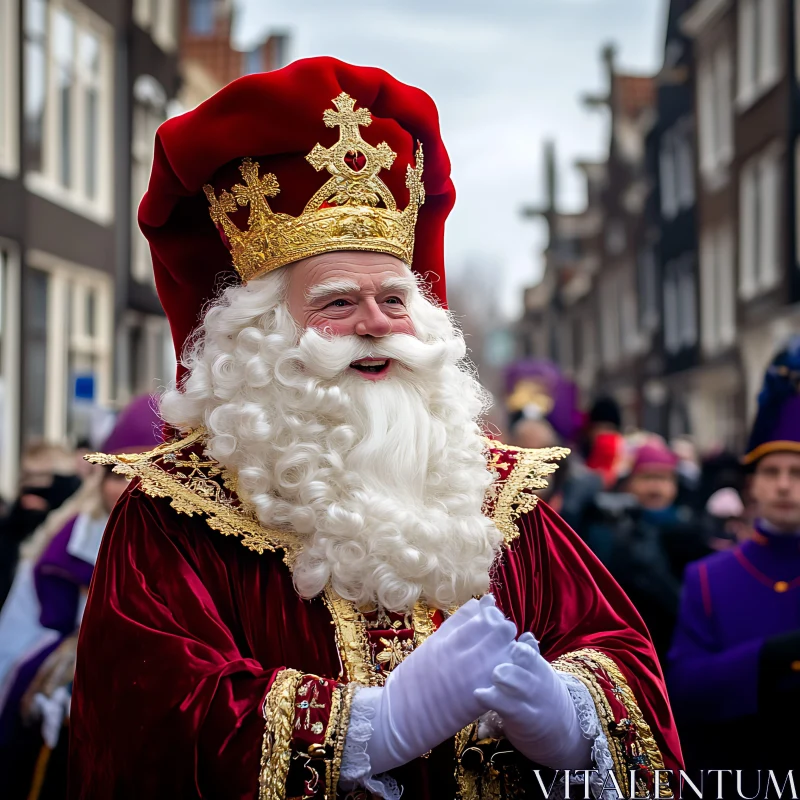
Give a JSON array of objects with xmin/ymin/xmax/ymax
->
[{"xmin": 631, "ymin": 442, "xmax": 679, "ymax": 474}]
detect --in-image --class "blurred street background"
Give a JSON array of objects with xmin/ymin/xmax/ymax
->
[
  {"xmin": 1, "ymin": 0, "xmax": 800, "ymax": 791},
  {"xmin": 0, "ymin": 0, "xmax": 796, "ymax": 492}
]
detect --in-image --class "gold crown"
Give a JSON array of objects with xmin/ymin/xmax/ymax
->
[{"xmin": 203, "ymin": 92, "xmax": 426, "ymax": 282}]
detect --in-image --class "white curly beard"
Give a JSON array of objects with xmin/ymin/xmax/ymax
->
[{"xmin": 160, "ymin": 267, "xmax": 502, "ymax": 612}]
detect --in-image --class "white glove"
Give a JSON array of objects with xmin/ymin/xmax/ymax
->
[
  {"xmin": 361, "ymin": 594, "xmax": 517, "ymax": 775},
  {"xmin": 474, "ymin": 632, "xmax": 591, "ymax": 769}
]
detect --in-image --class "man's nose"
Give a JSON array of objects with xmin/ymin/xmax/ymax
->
[{"xmin": 353, "ymin": 298, "xmax": 392, "ymax": 337}]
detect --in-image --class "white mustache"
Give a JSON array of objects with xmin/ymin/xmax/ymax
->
[{"xmin": 291, "ymin": 329, "xmax": 466, "ymax": 380}]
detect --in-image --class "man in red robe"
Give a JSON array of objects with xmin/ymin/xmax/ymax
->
[{"xmin": 70, "ymin": 58, "xmax": 681, "ymax": 799}]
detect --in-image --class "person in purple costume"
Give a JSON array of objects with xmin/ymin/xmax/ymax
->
[
  {"xmin": 0, "ymin": 395, "xmax": 162, "ymax": 799},
  {"xmin": 668, "ymin": 338, "xmax": 800, "ymax": 775}
]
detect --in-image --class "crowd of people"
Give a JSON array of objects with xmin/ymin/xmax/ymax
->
[
  {"xmin": 0, "ymin": 397, "xmax": 161, "ymax": 798},
  {"xmin": 0, "ymin": 340, "xmax": 797, "ymax": 794},
  {"xmin": 505, "ymin": 344, "xmax": 800, "ymax": 778}
]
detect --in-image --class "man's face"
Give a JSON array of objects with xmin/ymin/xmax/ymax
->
[
  {"xmin": 285, "ymin": 252, "xmax": 417, "ymax": 381},
  {"xmin": 627, "ymin": 468, "xmax": 678, "ymax": 511},
  {"xmin": 751, "ymin": 452, "xmax": 800, "ymax": 532}
]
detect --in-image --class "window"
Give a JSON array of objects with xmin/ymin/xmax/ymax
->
[
  {"xmin": 0, "ymin": 0, "xmax": 19, "ymax": 176},
  {"xmin": 24, "ymin": 0, "xmax": 113, "ymax": 223},
  {"xmin": 118, "ymin": 314, "xmax": 175, "ymax": 401},
  {"xmin": 620, "ymin": 277, "xmax": 640, "ymax": 356},
  {"xmin": 600, "ymin": 273, "xmax": 622, "ymax": 367},
  {"xmin": 133, "ymin": 0, "xmax": 177, "ymax": 52},
  {"xmin": 739, "ymin": 144, "xmax": 781, "ymax": 299},
  {"xmin": 659, "ymin": 139, "xmax": 678, "ymax": 220},
  {"xmin": 243, "ymin": 47, "xmax": 263, "ymax": 76},
  {"xmin": 700, "ymin": 226, "xmax": 736, "ymax": 354},
  {"xmin": 24, "ymin": 0, "xmax": 47, "ymax": 175},
  {"xmin": 664, "ymin": 256, "xmax": 699, "ymax": 354},
  {"xmin": 659, "ymin": 119, "xmax": 695, "ymax": 220},
  {"xmin": 678, "ymin": 257, "xmax": 698, "ymax": 348},
  {"xmin": 738, "ymin": 0, "xmax": 781, "ymax": 107},
  {"xmin": 189, "ymin": 0, "xmax": 216, "ymax": 35},
  {"xmin": 663, "ymin": 263, "xmax": 680, "ymax": 355},
  {"xmin": 796, "ymin": 138, "xmax": 800, "ymax": 268},
  {"xmin": 132, "ymin": 76, "xmax": 167, "ymax": 285},
  {"xmin": 24, "ymin": 251, "xmax": 113, "ymax": 445},
  {"xmin": 697, "ymin": 42, "xmax": 733, "ymax": 187},
  {"xmin": 0, "ymin": 243, "xmax": 21, "ymax": 501},
  {"xmin": 638, "ymin": 246, "xmax": 660, "ymax": 332}
]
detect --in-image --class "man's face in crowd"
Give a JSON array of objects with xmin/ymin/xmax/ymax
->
[
  {"xmin": 751, "ymin": 451, "xmax": 800, "ymax": 532},
  {"xmin": 627, "ymin": 467, "xmax": 678, "ymax": 512},
  {"xmin": 285, "ymin": 251, "xmax": 417, "ymax": 381}
]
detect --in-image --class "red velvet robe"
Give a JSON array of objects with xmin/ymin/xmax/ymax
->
[{"xmin": 69, "ymin": 434, "xmax": 681, "ymax": 799}]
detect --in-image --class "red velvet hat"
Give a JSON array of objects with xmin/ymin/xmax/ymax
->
[{"xmin": 138, "ymin": 57, "xmax": 455, "ymax": 375}]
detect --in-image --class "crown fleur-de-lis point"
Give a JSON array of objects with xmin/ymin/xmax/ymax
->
[
  {"xmin": 323, "ymin": 92, "xmax": 372, "ymax": 134},
  {"xmin": 232, "ymin": 157, "xmax": 280, "ymax": 221},
  {"xmin": 203, "ymin": 186, "xmax": 237, "ymax": 226}
]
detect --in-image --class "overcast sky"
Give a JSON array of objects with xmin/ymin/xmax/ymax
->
[{"xmin": 236, "ymin": 0, "xmax": 665, "ymax": 318}]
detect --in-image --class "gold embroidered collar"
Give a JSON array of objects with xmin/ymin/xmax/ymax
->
[{"xmin": 88, "ymin": 427, "xmax": 567, "ymax": 564}]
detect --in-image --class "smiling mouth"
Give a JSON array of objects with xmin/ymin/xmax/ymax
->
[{"xmin": 349, "ymin": 358, "xmax": 391, "ymax": 376}]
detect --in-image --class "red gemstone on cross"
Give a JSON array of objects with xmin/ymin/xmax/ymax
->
[{"xmin": 344, "ymin": 150, "xmax": 367, "ymax": 171}]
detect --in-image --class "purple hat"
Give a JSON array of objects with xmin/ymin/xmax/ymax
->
[
  {"xmin": 504, "ymin": 359, "xmax": 581, "ymax": 442},
  {"xmin": 744, "ymin": 337, "xmax": 800, "ymax": 465},
  {"xmin": 102, "ymin": 395, "xmax": 164, "ymax": 455}
]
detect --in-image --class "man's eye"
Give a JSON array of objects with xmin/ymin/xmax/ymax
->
[
  {"xmin": 326, "ymin": 299, "xmax": 351, "ymax": 308},
  {"xmin": 385, "ymin": 296, "xmax": 403, "ymax": 305}
]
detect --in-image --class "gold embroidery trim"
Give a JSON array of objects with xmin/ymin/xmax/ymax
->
[
  {"xmin": 322, "ymin": 588, "xmax": 378, "ymax": 686},
  {"xmin": 581, "ymin": 649, "xmax": 670, "ymax": 784},
  {"xmin": 328, "ymin": 682, "xmax": 357, "ymax": 796},
  {"xmin": 483, "ymin": 440, "xmax": 569, "ymax": 544},
  {"xmin": 259, "ymin": 668, "xmax": 304, "ymax": 800},
  {"xmin": 322, "ymin": 587, "xmax": 439, "ymax": 686},
  {"xmin": 90, "ymin": 430, "xmax": 567, "ymax": 567},
  {"xmin": 455, "ymin": 724, "xmax": 481, "ymax": 800},
  {"xmin": 87, "ymin": 428, "xmax": 304, "ymax": 566},
  {"xmin": 552, "ymin": 653, "xmax": 626, "ymax": 780},
  {"xmin": 552, "ymin": 649, "xmax": 671, "ymax": 798}
]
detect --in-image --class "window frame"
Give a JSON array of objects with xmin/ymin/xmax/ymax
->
[
  {"xmin": 0, "ymin": 0, "xmax": 20, "ymax": 178},
  {"xmin": 25, "ymin": 248, "xmax": 113, "ymax": 445},
  {"xmin": 131, "ymin": 76, "xmax": 167, "ymax": 285},
  {"xmin": 133, "ymin": 0, "xmax": 177, "ymax": 53},
  {"xmin": 737, "ymin": 0, "xmax": 782, "ymax": 110},
  {"xmin": 697, "ymin": 41, "xmax": 734, "ymax": 188},
  {"xmin": 23, "ymin": 0, "xmax": 114, "ymax": 225},
  {"xmin": 0, "ymin": 240, "xmax": 21, "ymax": 501},
  {"xmin": 739, "ymin": 142, "xmax": 782, "ymax": 299}
]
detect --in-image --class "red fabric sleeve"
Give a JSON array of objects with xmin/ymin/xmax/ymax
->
[
  {"xmin": 69, "ymin": 489, "xmax": 278, "ymax": 800},
  {"xmin": 492, "ymin": 500, "xmax": 683, "ymax": 773}
]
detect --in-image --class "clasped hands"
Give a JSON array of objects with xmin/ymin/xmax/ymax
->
[{"xmin": 362, "ymin": 594, "xmax": 590, "ymax": 776}]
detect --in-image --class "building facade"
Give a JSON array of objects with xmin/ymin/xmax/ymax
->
[
  {"xmin": 0, "ymin": 0, "xmax": 287, "ymax": 498},
  {"xmin": 518, "ymin": 0, "xmax": 800, "ymax": 453}
]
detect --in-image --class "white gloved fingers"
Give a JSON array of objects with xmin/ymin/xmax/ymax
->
[
  {"xmin": 437, "ymin": 597, "xmax": 481, "ymax": 637},
  {"xmin": 491, "ymin": 663, "xmax": 538, "ymax": 700},
  {"xmin": 473, "ymin": 685, "xmax": 526, "ymax": 721},
  {"xmin": 517, "ymin": 631, "xmax": 541, "ymax": 654},
  {"xmin": 446, "ymin": 603, "xmax": 515, "ymax": 652},
  {"xmin": 509, "ymin": 640, "xmax": 541, "ymax": 672},
  {"xmin": 458, "ymin": 616, "xmax": 517, "ymax": 661},
  {"xmin": 478, "ymin": 593, "xmax": 497, "ymax": 609},
  {"xmin": 477, "ymin": 601, "xmax": 518, "ymax": 641}
]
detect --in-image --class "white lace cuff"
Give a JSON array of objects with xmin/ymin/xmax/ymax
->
[
  {"xmin": 555, "ymin": 672, "xmax": 615, "ymax": 800},
  {"xmin": 339, "ymin": 686, "xmax": 401, "ymax": 800}
]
